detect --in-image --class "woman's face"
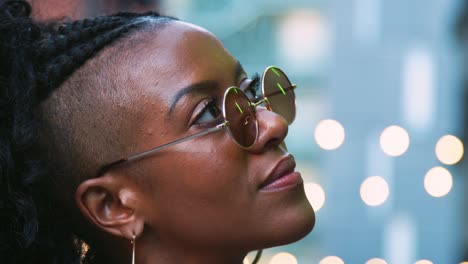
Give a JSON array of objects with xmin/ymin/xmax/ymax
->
[{"xmin": 114, "ymin": 21, "xmax": 315, "ymax": 251}]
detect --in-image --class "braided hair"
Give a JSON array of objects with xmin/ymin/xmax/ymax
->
[{"xmin": 0, "ymin": 1, "xmax": 175, "ymax": 263}]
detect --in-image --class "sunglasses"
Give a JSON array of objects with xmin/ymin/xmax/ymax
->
[{"xmin": 97, "ymin": 66, "xmax": 297, "ymax": 175}]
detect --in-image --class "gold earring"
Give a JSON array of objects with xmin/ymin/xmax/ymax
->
[
  {"xmin": 131, "ymin": 234, "xmax": 136, "ymax": 264},
  {"xmin": 249, "ymin": 249, "xmax": 263, "ymax": 264}
]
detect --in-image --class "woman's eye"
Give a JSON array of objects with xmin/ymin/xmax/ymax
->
[{"xmin": 195, "ymin": 100, "xmax": 222, "ymax": 125}]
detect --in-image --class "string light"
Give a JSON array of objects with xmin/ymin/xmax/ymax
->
[
  {"xmin": 380, "ymin": 125, "xmax": 410, "ymax": 156},
  {"xmin": 319, "ymin": 256, "xmax": 345, "ymax": 264},
  {"xmin": 424, "ymin": 166, "xmax": 453, "ymax": 198},
  {"xmin": 304, "ymin": 182, "xmax": 326, "ymax": 212},
  {"xmin": 269, "ymin": 252, "xmax": 298, "ymax": 264},
  {"xmin": 366, "ymin": 258, "xmax": 388, "ymax": 264},
  {"xmin": 315, "ymin": 119, "xmax": 345, "ymax": 150},
  {"xmin": 435, "ymin": 135, "xmax": 464, "ymax": 165},
  {"xmin": 360, "ymin": 176, "xmax": 389, "ymax": 206}
]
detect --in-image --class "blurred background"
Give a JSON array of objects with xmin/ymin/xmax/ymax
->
[{"xmin": 15, "ymin": 0, "xmax": 468, "ymax": 263}]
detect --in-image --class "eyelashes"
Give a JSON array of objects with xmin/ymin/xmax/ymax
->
[
  {"xmin": 244, "ymin": 72, "xmax": 260, "ymax": 99},
  {"xmin": 250, "ymin": 72, "xmax": 261, "ymax": 95},
  {"xmin": 192, "ymin": 96, "xmax": 223, "ymax": 127}
]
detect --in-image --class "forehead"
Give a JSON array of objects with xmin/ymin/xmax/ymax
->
[
  {"xmin": 98, "ymin": 20, "xmax": 241, "ymax": 141},
  {"xmin": 114, "ymin": 21, "xmax": 238, "ymax": 94}
]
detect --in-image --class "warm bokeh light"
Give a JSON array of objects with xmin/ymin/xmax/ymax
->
[
  {"xmin": 269, "ymin": 252, "xmax": 298, "ymax": 264},
  {"xmin": 460, "ymin": 262, "xmax": 468, "ymax": 264},
  {"xmin": 424, "ymin": 166, "xmax": 453, "ymax": 198},
  {"xmin": 360, "ymin": 176, "xmax": 389, "ymax": 206},
  {"xmin": 319, "ymin": 255, "xmax": 345, "ymax": 264},
  {"xmin": 380, "ymin": 125, "xmax": 410, "ymax": 156},
  {"xmin": 365, "ymin": 258, "xmax": 388, "ymax": 264},
  {"xmin": 304, "ymin": 182, "xmax": 326, "ymax": 212},
  {"xmin": 314, "ymin": 119, "xmax": 345, "ymax": 150},
  {"xmin": 278, "ymin": 10, "xmax": 330, "ymax": 67},
  {"xmin": 414, "ymin": 260, "xmax": 433, "ymax": 264},
  {"xmin": 435, "ymin": 134, "xmax": 464, "ymax": 165}
]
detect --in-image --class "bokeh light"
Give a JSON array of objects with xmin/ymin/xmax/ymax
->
[
  {"xmin": 360, "ymin": 176, "xmax": 389, "ymax": 206},
  {"xmin": 365, "ymin": 258, "xmax": 388, "ymax": 264},
  {"xmin": 269, "ymin": 252, "xmax": 298, "ymax": 264},
  {"xmin": 304, "ymin": 182, "xmax": 326, "ymax": 212},
  {"xmin": 380, "ymin": 125, "xmax": 410, "ymax": 156},
  {"xmin": 314, "ymin": 119, "xmax": 345, "ymax": 150},
  {"xmin": 435, "ymin": 134, "xmax": 464, "ymax": 165},
  {"xmin": 403, "ymin": 47, "xmax": 434, "ymax": 131},
  {"xmin": 278, "ymin": 10, "xmax": 330, "ymax": 67},
  {"xmin": 414, "ymin": 260, "xmax": 433, "ymax": 264},
  {"xmin": 319, "ymin": 255, "xmax": 345, "ymax": 264},
  {"xmin": 424, "ymin": 166, "xmax": 453, "ymax": 198}
]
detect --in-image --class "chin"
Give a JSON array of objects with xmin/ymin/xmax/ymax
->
[
  {"xmin": 256, "ymin": 196, "xmax": 316, "ymax": 249},
  {"xmin": 278, "ymin": 198, "xmax": 315, "ymax": 245}
]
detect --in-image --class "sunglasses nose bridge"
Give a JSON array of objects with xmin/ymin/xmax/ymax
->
[{"xmin": 250, "ymin": 97, "xmax": 269, "ymax": 108}]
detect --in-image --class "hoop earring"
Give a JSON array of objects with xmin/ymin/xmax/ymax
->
[
  {"xmin": 252, "ymin": 249, "xmax": 263, "ymax": 264},
  {"xmin": 131, "ymin": 234, "xmax": 136, "ymax": 264}
]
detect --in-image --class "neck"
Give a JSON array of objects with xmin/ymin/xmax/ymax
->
[
  {"xmin": 138, "ymin": 239, "xmax": 248, "ymax": 264},
  {"xmin": 94, "ymin": 234, "xmax": 250, "ymax": 264}
]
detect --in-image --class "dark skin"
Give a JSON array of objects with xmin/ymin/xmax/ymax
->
[{"xmin": 74, "ymin": 21, "xmax": 315, "ymax": 264}]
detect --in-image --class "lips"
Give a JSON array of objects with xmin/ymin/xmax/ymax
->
[{"xmin": 259, "ymin": 155, "xmax": 300, "ymax": 190}]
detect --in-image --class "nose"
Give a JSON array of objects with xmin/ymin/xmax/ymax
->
[{"xmin": 248, "ymin": 107, "xmax": 289, "ymax": 153}]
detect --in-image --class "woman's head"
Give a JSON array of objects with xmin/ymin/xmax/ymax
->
[{"xmin": 0, "ymin": 1, "xmax": 315, "ymax": 263}]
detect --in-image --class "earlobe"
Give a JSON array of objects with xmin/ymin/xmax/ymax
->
[{"xmin": 75, "ymin": 175, "xmax": 144, "ymax": 239}]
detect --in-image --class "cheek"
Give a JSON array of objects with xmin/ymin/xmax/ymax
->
[
  {"xmin": 137, "ymin": 140, "xmax": 255, "ymax": 242},
  {"xmin": 141, "ymin": 139, "xmax": 249, "ymax": 210},
  {"xmin": 166, "ymin": 144, "xmax": 245, "ymax": 198}
]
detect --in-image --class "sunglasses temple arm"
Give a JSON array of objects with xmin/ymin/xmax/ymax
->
[
  {"xmin": 127, "ymin": 123, "xmax": 227, "ymax": 162},
  {"xmin": 97, "ymin": 123, "xmax": 227, "ymax": 174}
]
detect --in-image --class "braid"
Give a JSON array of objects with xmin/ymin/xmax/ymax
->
[
  {"xmin": 36, "ymin": 16, "xmax": 126, "ymax": 59},
  {"xmin": 36, "ymin": 19, "xmax": 147, "ymax": 100},
  {"xmin": 0, "ymin": 1, "xmax": 176, "ymax": 263},
  {"xmin": 0, "ymin": 2, "xmax": 44, "ymax": 262}
]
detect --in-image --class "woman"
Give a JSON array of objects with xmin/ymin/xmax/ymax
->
[{"xmin": 0, "ymin": 1, "xmax": 315, "ymax": 263}]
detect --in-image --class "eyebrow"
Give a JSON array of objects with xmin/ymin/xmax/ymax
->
[{"xmin": 167, "ymin": 61, "xmax": 245, "ymax": 117}]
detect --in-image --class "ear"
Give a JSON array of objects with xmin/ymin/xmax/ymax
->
[{"xmin": 75, "ymin": 173, "xmax": 144, "ymax": 239}]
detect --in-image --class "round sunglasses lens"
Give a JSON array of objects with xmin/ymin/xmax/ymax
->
[
  {"xmin": 263, "ymin": 67, "xmax": 296, "ymax": 124},
  {"xmin": 224, "ymin": 87, "xmax": 257, "ymax": 148}
]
